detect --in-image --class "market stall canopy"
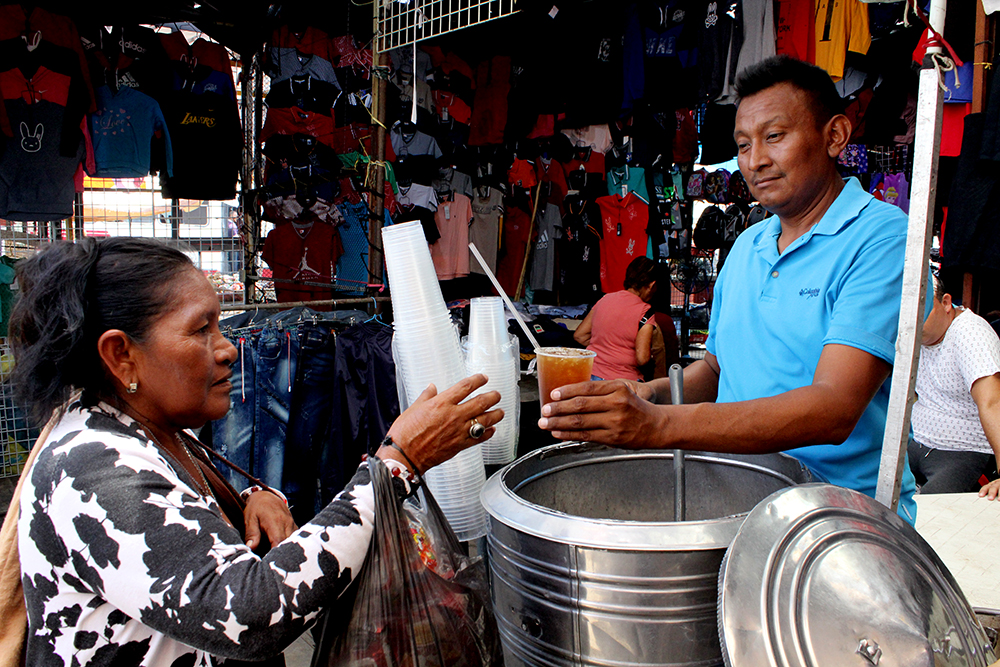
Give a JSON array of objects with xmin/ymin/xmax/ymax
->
[{"xmin": 30, "ymin": 0, "xmax": 375, "ymax": 57}]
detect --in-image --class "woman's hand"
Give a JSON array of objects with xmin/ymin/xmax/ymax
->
[
  {"xmin": 244, "ymin": 490, "xmax": 297, "ymax": 551},
  {"xmin": 979, "ymin": 478, "xmax": 1000, "ymax": 501},
  {"xmin": 379, "ymin": 374, "xmax": 503, "ymax": 474}
]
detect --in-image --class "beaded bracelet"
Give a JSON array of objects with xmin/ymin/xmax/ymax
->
[
  {"xmin": 380, "ymin": 433, "xmax": 423, "ymax": 477},
  {"xmin": 240, "ymin": 485, "xmax": 288, "ymax": 505}
]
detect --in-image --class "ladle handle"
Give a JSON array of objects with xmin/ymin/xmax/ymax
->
[{"xmin": 669, "ymin": 364, "xmax": 686, "ymax": 522}]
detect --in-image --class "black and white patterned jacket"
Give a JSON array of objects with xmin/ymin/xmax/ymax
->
[{"xmin": 19, "ymin": 398, "xmax": 378, "ymax": 666}]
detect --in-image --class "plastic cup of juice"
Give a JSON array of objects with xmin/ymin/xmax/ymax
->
[{"xmin": 536, "ymin": 347, "xmax": 597, "ymax": 410}]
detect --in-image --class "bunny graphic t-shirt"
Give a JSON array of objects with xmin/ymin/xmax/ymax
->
[{"xmin": 0, "ymin": 67, "xmax": 84, "ymax": 221}]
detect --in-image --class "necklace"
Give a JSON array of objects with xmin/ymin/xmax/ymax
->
[
  {"xmin": 140, "ymin": 423, "xmax": 216, "ymax": 504},
  {"xmin": 174, "ymin": 432, "xmax": 217, "ymax": 504}
]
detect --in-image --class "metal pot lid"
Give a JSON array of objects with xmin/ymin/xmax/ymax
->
[{"xmin": 718, "ymin": 483, "xmax": 997, "ymax": 667}]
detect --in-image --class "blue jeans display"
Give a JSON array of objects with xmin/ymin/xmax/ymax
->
[
  {"xmin": 213, "ymin": 331, "xmax": 258, "ymax": 491},
  {"xmin": 254, "ymin": 325, "xmax": 300, "ymax": 490},
  {"xmin": 284, "ymin": 323, "xmax": 338, "ymax": 524},
  {"xmin": 211, "ymin": 310, "xmax": 396, "ymax": 523}
]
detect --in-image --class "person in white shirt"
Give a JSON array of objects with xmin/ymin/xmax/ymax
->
[{"xmin": 909, "ymin": 276, "xmax": 1000, "ymax": 498}]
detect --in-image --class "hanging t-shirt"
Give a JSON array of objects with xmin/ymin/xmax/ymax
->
[
  {"xmin": 89, "ymin": 85, "xmax": 172, "ymax": 178},
  {"xmin": 882, "ymin": 173, "xmax": 910, "ymax": 213},
  {"xmin": 433, "ymin": 166, "xmax": 474, "ymax": 200},
  {"xmin": 469, "ymin": 187, "xmax": 504, "ymax": 276},
  {"xmin": 536, "ymin": 158, "xmax": 569, "ymax": 212},
  {"xmin": 261, "ymin": 106, "xmax": 336, "ymax": 148},
  {"xmin": 390, "ymin": 122, "xmax": 442, "ymax": 159},
  {"xmin": 267, "ymin": 48, "xmax": 340, "ymax": 87},
  {"xmin": 430, "ymin": 193, "xmax": 474, "ymax": 280},
  {"xmin": 607, "ymin": 165, "xmax": 650, "ymax": 203},
  {"xmin": 261, "ymin": 221, "xmax": 344, "ymax": 306},
  {"xmin": 695, "ymin": 0, "xmax": 742, "ymax": 102},
  {"xmin": 561, "ymin": 125, "xmax": 613, "ymax": 154},
  {"xmin": 0, "ymin": 98, "xmax": 84, "ymax": 221},
  {"xmin": 775, "ymin": 0, "xmax": 813, "ymax": 62},
  {"xmin": 396, "ymin": 182, "xmax": 438, "ymax": 211},
  {"xmin": 559, "ymin": 197, "xmax": 604, "ymax": 305},
  {"xmin": 814, "ymin": 0, "xmax": 871, "ymax": 80},
  {"xmin": 158, "ymin": 37, "xmax": 241, "ymax": 200},
  {"xmin": 596, "ymin": 192, "xmax": 650, "ymax": 293},
  {"xmin": 497, "ymin": 205, "xmax": 533, "ymax": 296},
  {"xmin": 468, "ymin": 56, "xmax": 510, "ymax": 147},
  {"xmin": 432, "ymin": 90, "xmax": 471, "ymax": 125},
  {"xmin": 266, "ymin": 74, "xmax": 338, "ymax": 115},
  {"xmin": 529, "ymin": 203, "xmax": 563, "ymax": 293},
  {"xmin": 79, "ymin": 24, "xmax": 168, "ymax": 99},
  {"xmin": 736, "ymin": 0, "xmax": 775, "ymax": 80}
]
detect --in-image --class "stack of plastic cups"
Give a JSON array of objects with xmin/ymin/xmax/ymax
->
[
  {"xmin": 464, "ymin": 297, "xmax": 519, "ymax": 465},
  {"xmin": 382, "ymin": 221, "xmax": 488, "ymax": 541}
]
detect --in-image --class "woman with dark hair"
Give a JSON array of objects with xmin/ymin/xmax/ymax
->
[
  {"xmin": 573, "ymin": 256, "xmax": 659, "ymax": 381},
  {"xmin": 9, "ymin": 237, "xmax": 502, "ymax": 666}
]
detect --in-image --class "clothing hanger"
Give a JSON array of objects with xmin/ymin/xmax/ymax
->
[{"xmin": 364, "ymin": 297, "xmax": 387, "ymax": 325}]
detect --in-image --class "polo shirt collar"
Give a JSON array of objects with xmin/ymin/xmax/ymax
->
[{"xmin": 752, "ymin": 177, "xmax": 872, "ymax": 260}]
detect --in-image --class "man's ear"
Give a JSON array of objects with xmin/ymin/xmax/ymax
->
[
  {"xmin": 97, "ymin": 329, "xmax": 138, "ymax": 393},
  {"xmin": 827, "ymin": 114, "xmax": 852, "ymax": 159},
  {"xmin": 942, "ymin": 293, "xmax": 954, "ymax": 310}
]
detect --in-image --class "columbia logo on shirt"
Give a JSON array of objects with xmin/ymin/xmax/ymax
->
[{"xmin": 799, "ymin": 287, "xmax": 820, "ymax": 299}]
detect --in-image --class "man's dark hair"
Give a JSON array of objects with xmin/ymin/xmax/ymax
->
[
  {"xmin": 9, "ymin": 237, "xmax": 195, "ymax": 426},
  {"xmin": 624, "ymin": 256, "xmax": 657, "ymax": 290},
  {"xmin": 735, "ymin": 55, "xmax": 844, "ymax": 126}
]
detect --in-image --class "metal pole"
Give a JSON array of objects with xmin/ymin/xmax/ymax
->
[
  {"xmin": 875, "ymin": 0, "xmax": 947, "ymax": 511},
  {"xmin": 368, "ymin": 46, "xmax": 389, "ymax": 292},
  {"xmin": 669, "ymin": 364, "xmax": 686, "ymax": 521}
]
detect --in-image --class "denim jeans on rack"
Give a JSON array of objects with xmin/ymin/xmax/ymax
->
[
  {"xmin": 213, "ymin": 330, "xmax": 258, "ymax": 491},
  {"xmin": 283, "ymin": 323, "xmax": 339, "ymax": 524},
  {"xmin": 255, "ymin": 324, "xmax": 300, "ymax": 489}
]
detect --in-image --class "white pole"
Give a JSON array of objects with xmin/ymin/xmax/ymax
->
[{"xmin": 875, "ymin": 0, "xmax": 947, "ymax": 511}]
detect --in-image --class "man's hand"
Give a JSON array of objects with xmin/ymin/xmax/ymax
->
[
  {"xmin": 244, "ymin": 490, "xmax": 297, "ymax": 551},
  {"xmin": 538, "ymin": 379, "xmax": 665, "ymax": 446}
]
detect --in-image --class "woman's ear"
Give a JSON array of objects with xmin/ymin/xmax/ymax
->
[{"xmin": 97, "ymin": 330, "xmax": 138, "ymax": 394}]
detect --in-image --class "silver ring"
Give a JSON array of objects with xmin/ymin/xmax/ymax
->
[{"xmin": 469, "ymin": 418, "xmax": 486, "ymax": 439}]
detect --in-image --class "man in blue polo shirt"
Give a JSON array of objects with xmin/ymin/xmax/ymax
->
[{"xmin": 539, "ymin": 55, "xmax": 919, "ymax": 523}]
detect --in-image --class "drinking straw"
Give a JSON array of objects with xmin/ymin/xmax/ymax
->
[{"xmin": 469, "ymin": 242, "xmax": 541, "ymax": 351}]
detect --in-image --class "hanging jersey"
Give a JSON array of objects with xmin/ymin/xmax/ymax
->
[
  {"xmin": 261, "ymin": 222, "xmax": 344, "ymax": 305},
  {"xmin": 89, "ymin": 85, "xmax": 172, "ymax": 177},
  {"xmin": 469, "ymin": 187, "xmax": 504, "ymax": 276},
  {"xmin": 430, "ymin": 193, "xmax": 474, "ymax": 280},
  {"xmin": 814, "ymin": 0, "xmax": 871, "ymax": 80},
  {"xmin": 596, "ymin": 192, "xmax": 649, "ymax": 293}
]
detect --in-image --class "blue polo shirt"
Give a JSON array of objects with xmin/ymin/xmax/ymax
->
[{"xmin": 706, "ymin": 178, "xmax": 919, "ymax": 524}]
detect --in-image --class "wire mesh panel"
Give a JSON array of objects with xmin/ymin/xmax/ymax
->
[{"xmin": 377, "ymin": 0, "xmax": 518, "ymax": 51}]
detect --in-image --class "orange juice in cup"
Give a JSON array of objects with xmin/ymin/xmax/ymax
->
[{"xmin": 536, "ymin": 347, "xmax": 597, "ymax": 410}]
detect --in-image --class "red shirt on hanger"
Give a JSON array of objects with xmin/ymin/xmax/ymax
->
[{"xmin": 596, "ymin": 192, "xmax": 649, "ymax": 293}]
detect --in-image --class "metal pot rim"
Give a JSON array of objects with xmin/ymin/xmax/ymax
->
[{"xmin": 480, "ymin": 442, "xmax": 812, "ymax": 551}]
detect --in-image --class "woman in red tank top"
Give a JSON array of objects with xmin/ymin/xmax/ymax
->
[{"xmin": 573, "ymin": 257, "xmax": 658, "ymax": 381}]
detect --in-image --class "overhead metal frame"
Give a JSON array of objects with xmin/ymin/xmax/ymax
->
[{"xmin": 376, "ymin": 0, "xmax": 518, "ymax": 52}]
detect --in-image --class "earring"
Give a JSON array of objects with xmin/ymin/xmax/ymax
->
[{"xmin": 127, "ymin": 382, "xmax": 138, "ymax": 394}]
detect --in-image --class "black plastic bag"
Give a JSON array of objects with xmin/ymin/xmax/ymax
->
[{"xmin": 319, "ymin": 457, "xmax": 502, "ymax": 667}]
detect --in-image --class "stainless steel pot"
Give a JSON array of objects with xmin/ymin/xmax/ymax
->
[{"xmin": 480, "ymin": 442, "xmax": 814, "ymax": 667}]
